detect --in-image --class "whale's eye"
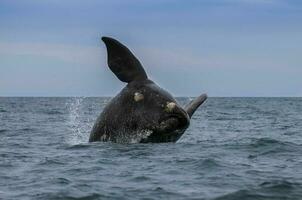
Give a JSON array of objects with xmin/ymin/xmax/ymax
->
[
  {"xmin": 134, "ymin": 92, "xmax": 144, "ymax": 102},
  {"xmin": 165, "ymin": 102, "xmax": 176, "ymax": 113}
]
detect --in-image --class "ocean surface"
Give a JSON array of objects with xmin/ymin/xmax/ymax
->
[{"xmin": 0, "ymin": 97, "xmax": 302, "ymax": 200}]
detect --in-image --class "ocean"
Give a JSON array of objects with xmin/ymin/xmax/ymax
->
[{"xmin": 0, "ymin": 97, "xmax": 301, "ymax": 200}]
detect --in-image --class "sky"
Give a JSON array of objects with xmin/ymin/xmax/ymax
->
[{"xmin": 0, "ymin": 0, "xmax": 301, "ymax": 97}]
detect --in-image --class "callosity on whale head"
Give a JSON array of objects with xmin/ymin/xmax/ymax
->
[{"xmin": 89, "ymin": 37, "xmax": 207, "ymax": 143}]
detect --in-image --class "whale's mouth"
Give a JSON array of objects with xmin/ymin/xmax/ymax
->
[
  {"xmin": 158, "ymin": 114, "xmax": 189, "ymax": 133},
  {"xmin": 140, "ymin": 113, "xmax": 190, "ymax": 143}
]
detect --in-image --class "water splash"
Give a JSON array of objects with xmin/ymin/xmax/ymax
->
[{"xmin": 66, "ymin": 97, "xmax": 90, "ymax": 145}]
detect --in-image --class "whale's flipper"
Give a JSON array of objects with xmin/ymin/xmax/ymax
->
[
  {"xmin": 184, "ymin": 94, "xmax": 207, "ymax": 118},
  {"xmin": 102, "ymin": 37, "xmax": 148, "ymax": 83}
]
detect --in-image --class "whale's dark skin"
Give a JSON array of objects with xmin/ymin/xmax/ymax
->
[{"xmin": 89, "ymin": 37, "xmax": 207, "ymax": 143}]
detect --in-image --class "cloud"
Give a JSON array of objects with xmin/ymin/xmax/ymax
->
[
  {"xmin": 136, "ymin": 46, "xmax": 297, "ymax": 73},
  {"xmin": 0, "ymin": 42, "xmax": 103, "ymax": 65}
]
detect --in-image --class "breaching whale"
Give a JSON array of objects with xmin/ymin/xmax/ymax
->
[{"xmin": 89, "ymin": 37, "xmax": 207, "ymax": 143}]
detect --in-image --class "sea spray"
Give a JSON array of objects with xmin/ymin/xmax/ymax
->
[{"xmin": 66, "ymin": 97, "xmax": 90, "ymax": 145}]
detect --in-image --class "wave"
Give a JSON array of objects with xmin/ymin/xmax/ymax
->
[
  {"xmin": 18, "ymin": 127, "xmax": 36, "ymax": 132},
  {"xmin": 34, "ymin": 193, "xmax": 104, "ymax": 200},
  {"xmin": 130, "ymin": 175, "xmax": 151, "ymax": 182},
  {"xmin": 248, "ymin": 138, "xmax": 301, "ymax": 152},
  {"xmin": 222, "ymin": 137, "xmax": 302, "ymax": 159},
  {"xmin": 191, "ymin": 158, "xmax": 223, "ymax": 170},
  {"xmin": 37, "ymin": 157, "xmax": 65, "ymax": 166},
  {"xmin": 213, "ymin": 180, "xmax": 302, "ymax": 200},
  {"xmin": 50, "ymin": 177, "xmax": 71, "ymax": 185},
  {"xmin": 64, "ymin": 143, "xmax": 91, "ymax": 150},
  {"xmin": 229, "ymin": 137, "xmax": 302, "ymax": 151},
  {"xmin": 259, "ymin": 180, "xmax": 300, "ymax": 190},
  {"xmin": 43, "ymin": 110, "xmax": 64, "ymax": 115},
  {"xmin": 250, "ymin": 138, "xmax": 284, "ymax": 147}
]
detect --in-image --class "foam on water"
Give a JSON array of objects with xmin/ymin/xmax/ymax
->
[{"xmin": 66, "ymin": 97, "xmax": 91, "ymax": 145}]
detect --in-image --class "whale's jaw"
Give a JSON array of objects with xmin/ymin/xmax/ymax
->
[
  {"xmin": 139, "ymin": 128, "xmax": 188, "ymax": 143},
  {"xmin": 139, "ymin": 115, "xmax": 190, "ymax": 143}
]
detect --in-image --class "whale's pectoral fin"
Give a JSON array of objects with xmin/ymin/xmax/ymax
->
[
  {"xmin": 102, "ymin": 36, "xmax": 148, "ymax": 83},
  {"xmin": 184, "ymin": 94, "xmax": 207, "ymax": 118}
]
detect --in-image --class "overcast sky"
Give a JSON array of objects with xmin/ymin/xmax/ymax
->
[{"xmin": 0, "ymin": 0, "xmax": 301, "ymax": 97}]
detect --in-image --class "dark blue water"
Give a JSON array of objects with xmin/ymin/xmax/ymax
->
[{"xmin": 1, "ymin": 97, "xmax": 302, "ymax": 200}]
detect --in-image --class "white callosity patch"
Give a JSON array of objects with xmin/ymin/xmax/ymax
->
[
  {"xmin": 165, "ymin": 102, "xmax": 176, "ymax": 113},
  {"xmin": 134, "ymin": 92, "xmax": 144, "ymax": 102}
]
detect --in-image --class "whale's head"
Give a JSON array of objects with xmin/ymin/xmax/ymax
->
[
  {"xmin": 97, "ymin": 36, "xmax": 207, "ymax": 143},
  {"xmin": 124, "ymin": 79, "xmax": 190, "ymax": 142}
]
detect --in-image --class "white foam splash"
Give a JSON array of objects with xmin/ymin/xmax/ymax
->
[
  {"xmin": 66, "ymin": 97, "xmax": 90, "ymax": 145},
  {"xmin": 130, "ymin": 129, "xmax": 153, "ymax": 143},
  {"xmin": 114, "ymin": 129, "xmax": 153, "ymax": 144}
]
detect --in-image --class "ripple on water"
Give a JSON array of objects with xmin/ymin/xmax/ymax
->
[
  {"xmin": 225, "ymin": 137, "xmax": 301, "ymax": 155},
  {"xmin": 34, "ymin": 193, "xmax": 104, "ymax": 200},
  {"xmin": 37, "ymin": 157, "xmax": 66, "ymax": 166},
  {"xmin": 247, "ymin": 138, "xmax": 302, "ymax": 155},
  {"xmin": 193, "ymin": 158, "xmax": 223, "ymax": 170},
  {"xmin": 250, "ymin": 138, "xmax": 285, "ymax": 147},
  {"xmin": 214, "ymin": 180, "xmax": 302, "ymax": 200},
  {"xmin": 130, "ymin": 175, "xmax": 152, "ymax": 182},
  {"xmin": 64, "ymin": 143, "xmax": 92, "ymax": 150},
  {"xmin": 0, "ymin": 129, "xmax": 8, "ymax": 133},
  {"xmin": 50, "ymin": 177, "xmax": 71, "ymax": 185},
  {"xmin": 1, "ymin": 97, "xmax": 302, "ymax": 200},
  {"xmin": 43, "ymin": 110, "xmax": 64, "ymax": 115},
  {"xmin": 0, "ymin": 108, "xmax": 7, "ymax": 112}
]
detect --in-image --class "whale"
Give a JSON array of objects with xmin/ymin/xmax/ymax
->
[{"xmin": 89, "ymin": 37, "xmax": 207, "ymax": 143}]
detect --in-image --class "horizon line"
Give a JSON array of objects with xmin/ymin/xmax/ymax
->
[{"xmin": 0, "ymin": 96, "xmax": 301, "ymax": 98}]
